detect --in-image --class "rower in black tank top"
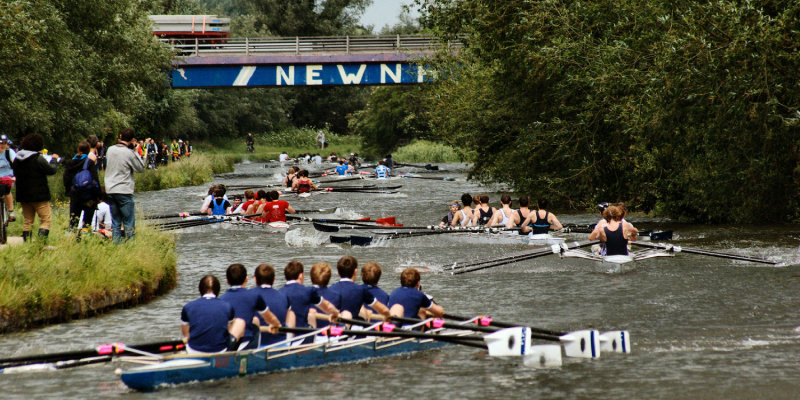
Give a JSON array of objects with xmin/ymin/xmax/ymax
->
[
  {"xmin": 531, "ymin": 211, "xmax": 551, "ymax": 234},
  {"xmin": 477, "ymin": 207, "xmax": 493, "ymax": 225},
  {"xmin": 603, "ymin": 224, "xmax": 628, "ymax": 256}
]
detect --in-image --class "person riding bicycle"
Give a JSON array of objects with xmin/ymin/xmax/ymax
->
[
  {"xmin": 246, "ymin": 133, "xmax": 255, "ymax": 152},
  {"xmin": 0, "ymin": 134, "xmax": 17, "ymax": 222}
]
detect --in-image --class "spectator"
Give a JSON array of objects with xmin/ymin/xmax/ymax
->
[
  {"xmin": 91, "ymin": 191, "xmax": 112, "ymax": 239},
  {"xmin": 62, "ymin": 141, "xmax": 100, "ymax": 233},
  {"xmin": 0, "ymin": 134, "xmax": 17, "ymax": 222},
  {"xmin": 11, "ymin": 133, "xmax": 60, "ymax": 241},
  {"xmin": 105, "ymin": 127, "xmax": 145, "ymax": 243}
]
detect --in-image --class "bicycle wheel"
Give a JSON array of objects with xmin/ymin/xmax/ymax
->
[{"xmin": 0, "ymin": 202, "xmax": 7, "ymax": 244}]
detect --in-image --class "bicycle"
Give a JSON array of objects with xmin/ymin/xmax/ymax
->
[
  {"xmin": 0, "ymin": 183, "xmax": 8, "ymax": 244},
  {"xmin": 246, "ymin": 142, "xmax": 255, "ymax": 153}
]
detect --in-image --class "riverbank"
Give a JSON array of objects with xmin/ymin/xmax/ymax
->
[
  {"xmin": 0, "ymin": 208, "xmax": 176, "ymax": 333},
  {"xmin": 198, "ymin": 127, "xmax": 363, "ymax": 162},
  {"xmin": 0, "ymin": 154, "xmax": 231, "ymax": 333}
]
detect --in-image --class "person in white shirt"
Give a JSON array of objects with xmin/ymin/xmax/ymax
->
[
  {"xmin": 91, "ymin": 194, "xmax": 112, "ymax": 238},
  {"xmin": 279, "ymin": 151, "xmax": 289, "ymax": 162}
]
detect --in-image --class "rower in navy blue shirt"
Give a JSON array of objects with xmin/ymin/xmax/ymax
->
[
  {"xmin": 361, "ymin": 262, "xmax": 389, "ymax": 318},
  {"xmin": 309, "ymin": 262, "xmax": 342, "ymax": 330},
  {"xmin": 329, "ymin": 256, "xmax": 392, "ymax": 322},
  {"xmin": 220, "ymin": 264, "xmax": 282, "ymax": 350},
  {"xmin": 252, "ymin": 263, "xmax": 295, "ymax": 347},
  {"xmin": 181, "ymin": 275, "xmax": 236, "ymax": 354},
  {"xmin": 388, "ymin": 268, "xmax": 445, "ymax": 320},
  {"xmin": 279, "ymin": 260, "xmax": 340, "ymax": 332}
]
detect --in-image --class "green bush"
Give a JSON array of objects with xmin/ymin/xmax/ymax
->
[{"xmin": 393, "ymin": 140, "xmax": 467, "ymax": 163}]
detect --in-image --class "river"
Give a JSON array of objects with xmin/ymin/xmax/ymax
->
[{"xmin": 1, "ymin": 160, "xmax": 799, "ymax": 399}]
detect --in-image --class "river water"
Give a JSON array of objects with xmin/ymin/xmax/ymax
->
[{"xmin": 1, "ymin": 161, "xmax": 799, "ymax": 399}]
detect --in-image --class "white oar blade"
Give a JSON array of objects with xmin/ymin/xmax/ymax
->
[
  {"xmin": 484, "ymin": 327, "xmax": 530, "ymax": 357},
  {"xmin": 599, "ymin": 330, "xmax": 631, "ymax": 354},
  {"xmin": 522, "ymin": 344, "xmax": 563, "ymax": 368},
  {"xmin": 559, "ymin": 329, "xmax": 600, "ymax": 358}
]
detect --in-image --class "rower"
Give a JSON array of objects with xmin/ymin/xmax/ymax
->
[
  {"xmin": 450, "ymin": 193, "xmax": 474, "ymax": 227},
  {"xmin": 589, "ymin": 205, "xmax": 638, "ymax": 255},
  {"xmin": 520, "ymin": 198, "xmax": 563, "ymax": 234},
  {"xmin": 283, "ymin": 166, "xmax": 298, "ymax": 188},
  {"xmin": 279, "ymin": 260, "xmax": 340, "ymax": 343},
  {"xmin": 375, "ymin": 160, "xmax": 391, "ymax": 179},
  {"xmin": 335, "ymin": 160, "xmax": 350, "ymax": 176},
  {"xmin": 261, "ymin": 190, "xmax": 296, "ymax": 222},
  {"xmin": 291, "ymin": 170, "xmax": 317, "ymax": 193},
  {"xmin": 202, "ymin": 188, "xmax": 231, "ymax": 216},
  {"xmin": 200, "ymin": 184, "xmax": 228, "ymax": 213},
  {"xmin": 252, "ymin": 264, "xmax": 295, "ymax": 347},
  {"xmin": 360, "ymin": 262, "xmax": 390, "ymax": 320},
  {"xmin": 388, "ymin": 268, "xmax": 444, "ymax": 321},
  {"xmin": 245, "ymin": 189, "xmax": 269, "ymax": 216},
  {"xmin": 219, "ymin": 264, "xmax": 282, "ymax": 350},
  {"xmin": 439, "ymin": 201, "xmax": 461, "ymax": 227},
  {"xmin": 329, "ymin": 255, "xmax": 392, "ymax": 322},
  {"xmin": 234, "ymin": 190, "xmax": 255, "ymax": 214},
  {"xmin": 180, "ymin": 275, "xmax": 237, "ymax": 354},
  {"xmin": 471, "ymin": 195, "xmax": 497, "ymax": 226},
  {"xmin": 510, "ymin": 195, "xmax": 533, "ymax": 233},
  {"xmin": 308, "ymin": 262, "xmax": 342, "ymax": 337},
  {"xmin": 489, "ymin": 194, "xmax": 515, "ymax": 227}
]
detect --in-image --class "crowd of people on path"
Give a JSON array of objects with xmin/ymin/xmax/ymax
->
[
  {"xmin": 0, "ymin": 128, "xmax": 170, "ymax": 244},
  {"xmin": 181, "ymin": 256, "xmax": 444, "ymax": 354}
]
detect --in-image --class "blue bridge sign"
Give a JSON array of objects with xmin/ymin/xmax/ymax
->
[{"xmin": 171, "ymin": 55, "xmax": 432, "ymax": 88}]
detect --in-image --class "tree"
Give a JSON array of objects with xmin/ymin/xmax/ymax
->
[{"xmin": 417, "ymin": 0, "xmax": 800, "ymax": 222}]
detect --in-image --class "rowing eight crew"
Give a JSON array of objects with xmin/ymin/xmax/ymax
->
[
  {"xmin": 439, "ymin": 193, "xmax": 563, "ymax": 234},
  {"xmin": 181, "ymin": 257, "xmax": 444, "ymax": 354}
]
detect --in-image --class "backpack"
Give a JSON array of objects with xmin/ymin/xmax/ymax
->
[{"xmin": 72, "ymin": 158, "xmax": 99, "ymax": 200}]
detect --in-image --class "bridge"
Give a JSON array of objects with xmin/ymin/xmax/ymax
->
[{"xmin": 167, "ymin": 35, "xmax": 460, "ymax": 88}]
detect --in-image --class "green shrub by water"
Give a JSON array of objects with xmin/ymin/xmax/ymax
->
[
  {"xmin": 198, "ymin": 127, "xmax": 362, "ymax": 162},
  {"xmin": 0, "ymin": 208, "xmax": 176, "ymax": 331},
  {"xmin": 392, "ymin": 140, "xmax": 466, "ymax": 163}
]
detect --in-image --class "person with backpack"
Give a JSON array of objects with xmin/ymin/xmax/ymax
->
[
  {"xmin": 0, "ymin": 134, "xmax": 17, "ymax": 222},
  {"xmin": 11, "ymin": 133, "xmax": 61, "ymax": 242},
  {"xmin": 63, "ymin": 141, "xmax": 100, "ymax": 232},
  {"xmin": 105, "ymin": 128, "xmax": 145, "ymax": 243}
]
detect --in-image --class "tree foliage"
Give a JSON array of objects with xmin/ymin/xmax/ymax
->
[
  {"xmin": 349, "ymin": 86, "xmax": 431, "ymax": 158},
  {"xmin": 417, "ymin": 0, "xmax": 800, "ymax": 223},
  {"xmin": 0, "ymin": 0, "xmax": 172, "ymax": 151}
]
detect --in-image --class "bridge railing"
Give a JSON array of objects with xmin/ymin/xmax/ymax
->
[{"xmin": 159, "ymin": 34, "xmax": 462, "ymax": 57}]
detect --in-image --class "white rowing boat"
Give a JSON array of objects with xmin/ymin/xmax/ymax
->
[
  {"xmin": 444, "ymin": 231, "xmax": 566, "ymax": 246},
  {"xmin": 553, "ymin": 242, "xmax": 680, "ymax": 273}
]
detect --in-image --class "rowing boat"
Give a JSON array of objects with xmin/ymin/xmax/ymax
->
[
  {"xmin": 120, "ymin": 335, "xmax": 449, "ymax": 391},
  {"xmin": 443, "ymin": 231, "xmax": 567, "ymax": 246},
  {"xmin": 553, "ymin": 242, "xmax": 680, "ymax": 273}
]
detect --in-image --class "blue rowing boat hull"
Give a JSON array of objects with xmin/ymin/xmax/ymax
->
[{"xmin": 120, "ymin": 338, "xmax": 448, "ymax": 391}]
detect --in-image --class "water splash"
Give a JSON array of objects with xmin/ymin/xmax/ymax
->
[{"xmin": 284, "ymin": 227, "xmax": 329, "ymax": 247}]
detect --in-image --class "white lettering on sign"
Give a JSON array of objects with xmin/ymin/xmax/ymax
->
[
  {"xmin": 417, "ymin": 65, "xmax": 427, "ymax": 83},
  {"xmin": 277, "ymin": 66, "xmax": 294, "ymax": 85},
  {"xmin": 307, "ymin": 65, "xmax": 323, "ymax": 85},
  {"xmin": 380, "ymin": 64, "xmax": 401, "ymax": 83},
  {"xmin": 233, "ymin": 66, "xmax": 256, "ymax": 86},
  {"xmin": 337, "ymin": 64, "xmax": 367, "ymax": 84}
]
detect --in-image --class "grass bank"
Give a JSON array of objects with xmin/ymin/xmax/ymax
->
[
  {"xmin": 0, "ymin": 152, "xmax": 234, "ymax": 332},
  {"xmin": 199, "ymin": 127, "xmax": 362, "ymax": 161},
  {"xmin": 0, "ymin": 208, "xmax": 176, "ymax": 332},
  {"xmin": 392, "ymin": 139, "xmax": 469, "ymax": 163}
]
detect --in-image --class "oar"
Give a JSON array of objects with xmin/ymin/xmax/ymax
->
[
  {"xmin": 155, "ymin": 214, "xmax": 262, "ymax": 231},
  {"xmin": 448, "ymin": 240, "xmax": 599, "ymax": 275},
  {"xmin": 631, "ymin": 241, "xmax": 779, "ymax": 265},
  {"xmin": 278, "ymin": 326, "xmax": 486, "ymax": 345},
  {"xmin": 0, "ymin": 339, "xmax": 184, "ymax": 370},
  {"xmin": 441, "ymin": 313, "xmax": 630, "ymax": 356},
  {"xmin": 292, "ymin": 207, "xmax": 338, "ymax": 214},
  {"xmin": 313, "ymin": 222, "xmax": 521, "ymax": 232},
  {"xmin": 143, "ymin": 211, "xmax": 205, "ymax": 220},
  {"xmin": 333, "ymin": 317, "xmax": 487, "ymax": 349}
]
